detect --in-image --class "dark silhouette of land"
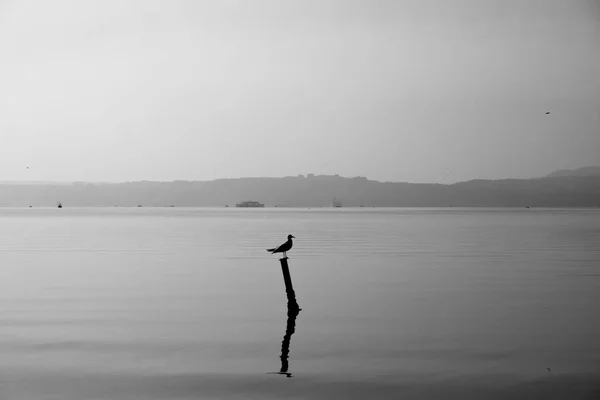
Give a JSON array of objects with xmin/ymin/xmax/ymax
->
[
  {"xmin": 544, "ymin": 166, "xmax": 600, "ymax": 178},
  {"xmin": 1, "ymin": 166, "xmax": 599, "ymax": 207}
]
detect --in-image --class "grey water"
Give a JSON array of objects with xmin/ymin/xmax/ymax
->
[{"xmin": 0, "ymin": 208, "xmax": 599, "ymax": 399}]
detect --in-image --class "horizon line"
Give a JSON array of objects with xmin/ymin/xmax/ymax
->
[{"xmin": 0, "ymin": 171, "xmax": 593, "ymax": 186}]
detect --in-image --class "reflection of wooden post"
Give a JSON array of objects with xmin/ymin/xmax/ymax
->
[
  {"xmin": 279, "ymin": 302, "xmax": 299, "ymax": 376},
  {"xmin": 279, "ymin": 258, "xmax": 300, "ymax": 311}
]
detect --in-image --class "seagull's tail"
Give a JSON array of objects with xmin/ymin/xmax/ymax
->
[{"xmin": 266, "ymin": 248, "xmax": 276, "ymax": 253}]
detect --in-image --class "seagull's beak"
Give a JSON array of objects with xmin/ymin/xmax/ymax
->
[{"xmin": 291, "ymin": 235, "xmax": 296, "ymax": 238}]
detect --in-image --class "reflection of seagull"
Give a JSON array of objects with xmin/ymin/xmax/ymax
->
[{"xmin": 267, "ymin": 235, "xmax": 295, "ymax": 258}]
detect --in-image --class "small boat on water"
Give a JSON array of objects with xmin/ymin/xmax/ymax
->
[
  {"xmin": 332, "ymin": 197, "xmax": 342, "ymax": 208},
  {"xmin": 57, "ymin": 202, "xmax": 63, "ymax": 208},
  {"xmin": 236, "ymin": 201, "xmax": 264, "ymax": 208}
]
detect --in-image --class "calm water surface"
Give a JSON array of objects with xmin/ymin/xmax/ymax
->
[{"xmin": 0, "ymin": 208, "xmax": 599, "ymax": 399}]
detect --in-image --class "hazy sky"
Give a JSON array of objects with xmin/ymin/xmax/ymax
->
[{"xmin": 1, "ymin": 0, "xmax": 599, "ymax": 183}]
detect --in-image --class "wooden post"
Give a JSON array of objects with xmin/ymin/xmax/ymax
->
[{"xmin": 279, "ymin": 258, "xmax": 300, "ymax": 311}]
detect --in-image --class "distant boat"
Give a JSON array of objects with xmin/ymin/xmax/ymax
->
[
  {"xmin": 332, "ymin": 197, "xmax": 342, "ymax": 208},
  {"xmin": 57, "ymin": 202, "xmax": 62, "ymax": 208},
  {"xmin": 236, "ymin": 201, "xmax": 264, "ymax": 208}
]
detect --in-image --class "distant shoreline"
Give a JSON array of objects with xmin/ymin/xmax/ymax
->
[
  {"xmin": 1, "ymin": 171, "xmax": 599, "ymax": 208},
  {"xmin": 2, "ymin": 206, "xmax": 599, "ymax": 209}
]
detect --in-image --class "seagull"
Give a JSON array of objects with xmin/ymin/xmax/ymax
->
[
  {"xmin": 545, "ymin": 112, "xmax": 550, "ymax": 115},
  {"xmin": 267, "ymin": 235, "xmax": 295, "ymax": 258}
]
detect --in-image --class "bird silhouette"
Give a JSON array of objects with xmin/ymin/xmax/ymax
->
[
  {"xmin": 267, "ymin": 235, "xmax": 295, "ymax": 258},
  {"xmin": 545, "ymin": 112, "xmax": 550, "ymax": 115}
]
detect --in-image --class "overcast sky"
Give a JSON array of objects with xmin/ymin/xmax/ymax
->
[{"xmin": 1, "ymin": 0, "xmax": 599, "ymax": 183}]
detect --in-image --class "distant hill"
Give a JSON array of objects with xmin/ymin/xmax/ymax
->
[
  {"xmin": 545, "ymin": 166, "xmax": 600, "ymax": 178},
  {"xmin": 1, "ymin": 173, "xmax": 599, "ymax": 207}
]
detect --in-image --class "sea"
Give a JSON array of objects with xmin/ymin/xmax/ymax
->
[{"xmin": 0, "ymin": 207, "xmax": 599, "ymax": 399}]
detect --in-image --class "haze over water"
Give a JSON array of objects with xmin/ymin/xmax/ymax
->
[{"xmin": 1, "ymin": 208, "xmax": 599, "ymax": 399}]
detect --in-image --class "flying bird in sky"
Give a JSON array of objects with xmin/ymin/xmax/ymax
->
[{"xmin": 267, "ymin": 235, "xmax": 295, "ymax": 258}]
